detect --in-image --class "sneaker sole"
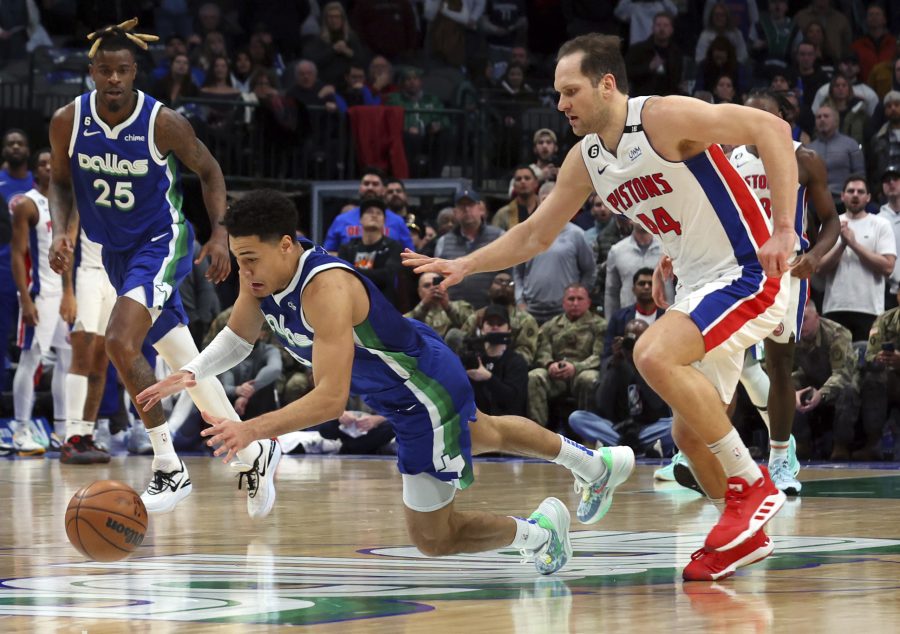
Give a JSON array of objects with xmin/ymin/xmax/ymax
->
[
  {"xmin": 536, "ymin": 497, "xmax": 572, "ymax": 575},
  {"xmin": 683, "ymin": 539, "xmax": 775, "ymax": 582},
  {"xmin": 775, "ymin": 481, "xmax": 802, "ymax": 496},
  {"xmin": 673, "ymin": 463, "xmax": 705, "ymax": 494},
  {"xmin": 653, "ymin": 467, "xmax": 676, "ymax": 481},
  {"xmin": 249, "ymin": 442, "xmax": 282, "ymax": 519},
  {"xmin": 711, "ymin": 491, "xmax": 785, "ymax": 552}
]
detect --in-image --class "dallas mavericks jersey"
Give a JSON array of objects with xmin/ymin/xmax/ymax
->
[
  {"xmin": 23, "ymin": 189, "xmax": 61, "ymax": 296},
  {"xmin": 67, "ymin": 90, "xmax": 185, "ymax": 252},
  {"xmin": 730, "ymin": 142, "xmax": 809, "ymax": 252},
  {"xmin": 581, "ymin": 96, "xmax": 773, "ymax": 292},
  {"xmin": 260, "ymin": 243, "xmax": 426, "ymax": 397}
]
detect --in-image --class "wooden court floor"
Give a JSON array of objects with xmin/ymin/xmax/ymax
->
[{"xmin": 3, "ymin": 454, "xmax": 900, "ymax": 632}]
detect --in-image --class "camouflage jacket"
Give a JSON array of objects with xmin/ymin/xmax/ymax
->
[
  {"xmin": 533, "ymin": 311, "xmax": 607, "ymax": 372},
  {"xmin": 865, "ymin": 307, "xmax": 900, "ymax": 365},
  {"xmin": 461, "ymin": 304, "xmax": 541, "ymax": 365},
  {"xmin": 793, "ymin": 317, "xmax": 858, "ymax": 399},
  {"xmin": 404, "ymin": 300, "xmax": 474, "ymax": 338}
]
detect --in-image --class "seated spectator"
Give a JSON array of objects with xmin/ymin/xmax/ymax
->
[
  {"xmin": 337, "ymin": 197, "xmax": 403, "ymax": 306},
  {"xmin": 793, "ymin": 0, "xmax": 852, "ymax": 67},
  {"xmin": 750, "ymin": 0, "xmax": 794, "ymax": 72},
  {"xmin": 199, "ymin": 55, "xmax": 242, "ymax": 135},
  {"xmin": 793, "ymin": 302, "xmax": 859, "ymax": 460},
  {"xmin": 713, "ymin": 74, "xmax": 738, "ymax": 103},
  {"xmin": 231, "ymin": 49, "xmax": 255, "ymax": 93},
  {"xmin": 807, "ymin": 104, "xmax": 865, "ymax": 201},
  {"xmin": 625, "ymin": 11, "xmax": 684, "ymax": 98},
  {"xmin": 463, "ymin": 304, "xmax": 528, "ymax": 416},
  {"xmin": 193, "ymin": 31, "xmax": 229, "ymax": 75},
  {"xmin": 527, "ymin": 283, "xmax": 606, "ymax": 427},
  {"xmin": 868, "ymin": 91, "xmax": 900, "ymax": 186},
  {"xmin": 247, "ymin": 30, "xmax": 280, "ymax": 77},
  {"xmin": 603, "ymin": 268, "xmax": 666, "ymax": 359},
  {"xmin": 695, "ymin": 35, "xmax": 747, "ymax": 95},
  {"xmin": 812, "ymin": 53, "xmax": 880, "ymax": 117},
  {"xmin": 822, "ymin": 73, "xmax": 870, "ymax": 147},
  {"xmin": 782, "ymin": 89, "xmax": 812, "ymax": 144},
  {"xmin": 569, "ymin": 319, "xmax": 673, "ymax": 453},
  {"xmin": 221, "ymin": 335, "xmax": 283, "ymax": 419},
  {"xmin": 152, "ymin": 35, "xmax": 205, "ymax": 85},
  {"xmin": 493, "ymin": 165, "xmax": 539, "ymax": 231},
  {"xmin": 385, "ymin": 66, "xmax": 450, "ymax": 176},
  {"xmin": 405, "ymin": 271, "xmax": 473, "ymax": 338},
  {"xmin": 367, "ymin": 55, "xmax": 399, "ymax": 102},
  {"xmin": 615, "ymin": 0, "xmax": 679, "ymax": 47},
  {"xmin": 423, "ymin": 0, "xmax": 481, "ymax": 68},
  {"xmin": 860, "ymin": 302, "xmax": 900, "ymax": 461},
  {"xmin": 287, "ymin": 59, "xmax": 338, "ymax": 110},
  {"xmin": 152, "ymin": 53, "xmax": 201, "ymax": 108},
  {"xmin": 461, "ymin": 271, "xmax": 541, "ymax": 365},
  {"xmin": 851, "ymin": 2, "xmax": 895, "ymax": 83},
  {"xmin": 384, "ymin": 178, "xmax": 413, "ymax": 223},
  {"xmin": 352, "ymin": 1, "xmax": 419, "ymax": 61},
  {"xmin": 604, "ymin": 221, "xmax": 670, "ymax": 317},
  {"xmin": 201, "ymin": 55, "xmax": 240, "ymax": 97},
  {"xmin": 481, "ymin": 0, "xmax": 527, "ymax": 51},
  {"xmin": 796, "ymin": 20, "xmax": 836, "ymax": 74},
  {"xmin": 334, "ymin": 63, "xmax": 382, "ymax": 112},
  {"xmin": 433, "ymin": 189, "xmax": 506, "ymax": 308},
  {"xmin": 530, "ymin": 128, "xmax": 561, "ymax": 183},
  {"xmin": 303, "ymin": 1, "xmax": 367, "ymax": 87},
  {"xmin": 867, "ymin": 53, "xmax": 900, "ymax": 102},
  {"xmin": 790, "ymin": 41, "xmax": 830, "ymax": 123},
  {"xmin": 584, "ymin": 193, "xmax": 613, "ymax": 251},
  {"xmin": 695, "ymin": 1, "xmax": 749, "ymax": 64},
  {"xmin": 248, "ymin": 69, "xmax": 308, "ymax": 175}
]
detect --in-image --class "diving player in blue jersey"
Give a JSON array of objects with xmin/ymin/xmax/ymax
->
[
  {"xmin": 137, "ymin": 189, "xmax": 636, "ymax": 575},
  {"xmin": 46, "ymin": 21, "xmax": 280, "ymax": 517}
]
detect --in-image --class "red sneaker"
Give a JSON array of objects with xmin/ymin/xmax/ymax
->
[
  {"xmin": 704, "ymin": 466, "xmax": 785, "ymax": 552},
  {"xmin": 683, "ymin": 530, "xmax": 774, "ymax": 581}
]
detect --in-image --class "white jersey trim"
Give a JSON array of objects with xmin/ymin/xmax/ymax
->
[
  {"xmin": 68, "ymin": 97, "xmax": 81, "ymax": 158},
  {"xmin": 89, "ymin": 90, "xmax": 145, "ymax": 140}
]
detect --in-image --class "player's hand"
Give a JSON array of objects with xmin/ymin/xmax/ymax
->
[
  {"xmin": 59, "ymin": 289, "xmax": 76, "ymax": 324},
  {"xmin": 757, "ymin": 228, "xmax": 795, "ymax": 277},
  {"xmin": 20, "ymin": 297, "xmax": 38, "ymax": 327},
  {"xmin": 789, "ymin": 252, "xmax": 819, "ymax": 279},
  {"xmin": 196, "ymin": 234, "xmax": 231, "ymax": 284},
  {"xmin": 355, "ymin": 414, "xmax": 384, "ymax": 432},
  {"xmin": 200, "ymin": 411, "xmax": 255, "ymax": 463},
  {"xmin": 652, "ymin": 255, "xmax": 673, "ymax": 309},
  {"xmin": 401, "ymin": 250, "xmax": 471, "ymax": 291},
  {"xmin": 49, "ymin": 235, "xmax": 75, "ymax": 274},
  {"xmin": 136, "ymin": 370, "xmax": 197, "ymax": 411}
]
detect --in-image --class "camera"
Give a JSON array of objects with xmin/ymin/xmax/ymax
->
[
  {"xmin": 622, "ymin": 332, "xmax": 638, "ymax": 351},
  {"xmin": 459, "ymin": 333, "xmax": 512, "ymax": 369}
]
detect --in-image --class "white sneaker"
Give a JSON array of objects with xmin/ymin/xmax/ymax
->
[
  {"xmin": 574, "ymin": 445, "xmax": 635, "ymax": 524},
  {"xmin": 239, "ymin": 439, "xmax": 282, "ymax": 519},
  {"xmin": 93, "ymin": 419, "xmax": 111, "ymax": 452},
  {"xmin": 13, "ymin": 422, "xmax": 45, "ymax": 457},
  {"xmin": 141, "ymin": 460, "xmax": 192, "ymax": 514},
  {"xmin": 769, "ymin": 457, "xmax": 802, "ymax": 495}
]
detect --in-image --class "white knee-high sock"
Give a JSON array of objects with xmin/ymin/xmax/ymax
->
[
  {"xmin": 65, "ymin": 373, "xmax": 89, "ymax": 439},
  {"xmin": 13, "ymin": 346, "xmax": 42, "ymax": 422}
]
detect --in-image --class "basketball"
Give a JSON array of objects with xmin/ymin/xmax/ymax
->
[{"xmin": 65, "ymin": 480, "xmax": 148, "ymax": 562}]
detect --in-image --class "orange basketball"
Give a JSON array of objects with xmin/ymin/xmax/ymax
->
[{"xmin": 65, "ymin": 480, "xmax": 148, "ymax": 562}]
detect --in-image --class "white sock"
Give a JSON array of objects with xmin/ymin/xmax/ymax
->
[
  {"xmin": 147, "ymin": 423, "xmax": 180, "ymax": 471},
  {"xmin": 66, "ymin": 373, "xmax": 88, "ymax": 421},
  {"xmin": 508, "ymin": 516, "xmax": 551, "ymax": 550},
  {"xmin": 707, "ymin": 428, "xmax": 762, "ymax": 484},
  {"xmin": 769, "ymin": 439, "xmax": 790, "ymax": 463},
  {"xmin": 82, "ymin": 419, "xmax": 96, "ymax": 436},
  {"xmin": 552, "ymin": 435, "xmax": 607, "ymax": 483}
]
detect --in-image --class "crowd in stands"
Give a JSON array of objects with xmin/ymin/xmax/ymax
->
[{"xmin": 3, "ymin": 0, "xmax": 900, "ymax": 463}]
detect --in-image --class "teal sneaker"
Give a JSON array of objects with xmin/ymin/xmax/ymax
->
[
  {"xmin": 523, "ymin": 497, "xmax": 572, "ymax": 575},
  {"xmin": 769, "ymin": 456, "xmax": 801, "ymax": 495},
  {"xmin": 654, "ymin": 450, "xmax": 687, "ymax": 481},
  {"xmin": 787, "ymin": 435, "xmax": 800, "ymax": 478},
  {"xmin": 574, "ymin": 445, "xmax": 635, "ymax": 524}
]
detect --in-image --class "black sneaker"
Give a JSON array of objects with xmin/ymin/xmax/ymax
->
[
  {"xmin": 82, "ymin": 435, "xmax": 112, "ymax": 464},
  {"xmin": 60, "ymin": 436, "xmax": 93, "ymax": 465}
]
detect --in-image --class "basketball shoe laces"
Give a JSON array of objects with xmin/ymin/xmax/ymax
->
[
  {"xmin": 238, "ymin": 467, "xmax": 259, "ymax": 498},
  {"xmin": 147, "ymin": 468, "xmax": 181, "ymax": 495}
]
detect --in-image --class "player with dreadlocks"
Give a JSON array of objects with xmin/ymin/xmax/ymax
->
[{"xmin": 47, "ymin": 19, "xmax": 282, "ymax": 517}]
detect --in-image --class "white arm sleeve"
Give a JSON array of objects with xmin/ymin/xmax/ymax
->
[{"xmin": 181, "ymin": 326, "xmax": 254, "ymax": 381}]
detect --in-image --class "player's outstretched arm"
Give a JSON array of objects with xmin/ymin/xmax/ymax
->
[
  {"xmin": 791, "ymin": 148, "xmax": 840, "ymax": 279},
  {"xmin": 136, "ymin": 276, "xmax": 265, "ymax": 411},
  {"xmin": 155, "ymin": 108, "xmax": 230, "ymax": 283},
  {"xmin": 201, "ymin": 269, "xmax": 360, "ymax": 461},
  {"xmin": 401, "ymin": 143, "xmax": 594, "ymax": 290},
  {"xmin": 48, "ymin": 104, "xmax": 78, "ymax": 274}
]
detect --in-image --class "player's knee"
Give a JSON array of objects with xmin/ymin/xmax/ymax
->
[
  {"xmin": 632, "ymin": 335, "xmax": 664, "ymax": 380},
  {"xmin": 408, "ymin": 528, "xmax": 458, "ymax": 557},
  {"xmin": 104, "ymin": 332, "xmax": 141, "ymax": 364}
]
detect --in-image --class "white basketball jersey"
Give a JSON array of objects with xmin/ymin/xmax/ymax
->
[
  {"xmin": 581, "ymin": 96, "xmax": 773, "ymax": 292},
  {"xmin": 23, "ymin": 188, "xmax": 62, "ymax": 296},
  {"xmin": 78, "ymin": 228, "xmax": 104, "ymax": 269},
  {"xmin": 730, "ymin": 141, "xmax": 809, "ymax": 251}
]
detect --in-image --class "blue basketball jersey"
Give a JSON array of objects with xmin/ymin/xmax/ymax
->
[
  {"xmin": 261, "ymin": 243, "xmax": 428, "ymax": 397},
  {"xmin": 68, "ymin": 90, "xmax": 185, "ymax": 252}
]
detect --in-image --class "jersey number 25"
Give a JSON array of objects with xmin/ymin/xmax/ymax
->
[{"xmin": 93, "ymin": 179, "xmax": 135, "ymax": 212}]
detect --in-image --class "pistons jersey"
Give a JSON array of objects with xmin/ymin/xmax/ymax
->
[
  {"xmin": 23, "ymin": 188, "xmax": 61, "ymax": 296},
  {"xmin": 581, "ymin": 96, "xmax": 772, "ymax": 292},
  {"xmin": 730, "ymin": 142, "xmax": 809, "ymax": 252},
  {"xmin": 260, "ymin": 243, "xmax": 429, "ymax": 398},
  {"xmin": 68, "ymin": 90, "xmax": 185, "ymax": 253}
]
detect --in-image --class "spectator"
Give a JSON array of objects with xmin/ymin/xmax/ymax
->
[
  {"xmin": 851, "ymin": 3, "xmax": 896, "ymax": 83},
  {"xmin": 791, "ymin": 41, "xmax": 830, "ymax": 120},
  {"xmin": 303, "ymin": 1, "xmax": 367, "ymax": 86},
  {"xmin": 384, "ymin": 178, "xmax": 413, "ymax": 223},
  {"xmin": 155, "ymin": 0, "xmax": 193, "ymax": 40},
  {"xmin": 793, "ymin": 302, "xmax": 860, "ymax": 460},
  {"xmin": 405, "ymin": 271, "xmax": 473, "ymax": 338},
  {"xmin": 529, "ymin": 129, "xmax": 561, "ymax": 183},
  {"xmin": 201, "ymin": 55, "xmax": 240, "ymax": 97},
  {"xmin": 241, "ymin": 0, "xmax": 310, "ymax": 63},
  {"xmin": 880, "ymin": 166, "xmax": 900, "ymax": 307},
  {"xmin": 493, "ymin": 166, "xmax": 539, "ymax": 231},
  {"xmin": 625, "ymin": 11, "xmax": 684, "ymax": 98},
  {"xmin": 461, "ymin": 271, "xmax": 541, "ymax": 365},
  {"xmin": 604, "ymin": 224, "xmax": 670, "ymax": 318},
  {"xmin": 584, "ymin": 194, "xmax": 613, "ymax": 250},
  {"xmin": 287, "ymin": 60, "xmax": 338, "ymax": 110},
  {"xmin": 464, "ymin": 304, "xmax": 528, "ymax": 416},
  {"xmin": 231, "ymin": 49, "xmax": 255, "ymax": 93},
  {"xmin": 794, "ymin": 0, "xmax": 852, "ymax": 65},
  {"xmin": 352, "ymin": 0, "xmax": 418, "ymax": 61},
  {"xmin": 193, "ymin": 31, "xmax": 229, "ymax": 75},
  {"xmin": 527, "ymin": 284, "xmax": 606, "ymax": 426},
  {"xmin": 782, "ymin": 89, "xmax": 813, "ymax": 144},
  {"xmin": 861, "ymin": 302, "xmax": 900, "ymax": 460},
  {"xmin": 334, "ymin": 63, "xmax": 382, "ymax": 111},
  {"xmin": 807, "ymin": 104, "xmax": 865, "ymax": 200},
  {"xmin": 713, "ymin": 74, "xmax": 738, "ymax": 103},
  {"xmin": 603, "ymin": 268, "xmax": 666, "ymax": 359},
  {"xmin": 868, "ymin": 91, "xmax": 900, "ymax": 187},
  {"xmin": 249, "ymin": 69, "xmax": 308, "ymax": 175},
  {"xmin": 423, "ymin": 0, "xmax": 483, "ymax": 68},
  {"xmin": 367, "ymin": 55, "xmax": 399, "ymax": 102},
  {"xmin": 695, "ymin": 2, "xmax": 750, "ymax": 64},
  {"xmin": 615, "ymin": 0, "xmax": 679, "ymax": 47},
  {"xmin": 822, "ymin": 73, "xmax": 870, "ymax": 146},
  {"xmin": 338, "ymin": 197, "xmax": 403, "ymax": 306},
  {"xmin": 151, "ymin": 53, "xmax": 201, "ymax": 108},
  {"xmin": 569, "ymin": 319, "xmax": 673, "ymax": 453},
  {"xmin": 481, "ymin": 0, "xmax": 527, "ymax": 50},
  {"xmin": 322, "ymin": 168, "xmax": 414, "ymax": 253},
  {"xmin": 199, "ymin": 55, "xmax": 242, "ymax": 135},
  {"xmin": 696, "ymin": 36, "xmax": 747, "ymax": 95},
  {"xmin": 819, "ymin": 176, "xmax": 896, "ymax": 341},
  {"xmin": 702, "ymin": 0, "xmax": 759, "ymax": 42},
  {"xmin": 868, "ymin": 52, "xmax": 900, "ymax": 101},
  {"xmin": 596, "ymin": 215, "xmax": 634, "ymax": 292},
  {"xmin": 385, "ymin": 66, "xmax": 450, "ymax": 176},
  {"xmin": 434, "ymin": 189, "xmax": 506, "ymax": 308},
  {"xmin": 221, "ymin": 336, "xmax": 283, "ymax": 419},
  {"xmin": 797, "ymin": 19, "xmax": 836, "ymax": 73},
  {"xmin": 811, "ymin": 53, "xmax": 880, "ymax": 116},
  {"xmin": 194, "ymin": 2, "xmax": 239, "ymax": 51},
  {"xmin": 750, "ymin": 0, "xmax": 793, "ymax": 71}
]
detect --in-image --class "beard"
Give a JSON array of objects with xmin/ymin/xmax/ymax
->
[
  {"xmin": 4, "ymin": 155, "xmax": 26, "ymax": 169},
  {"xmin": 489, "ymin": 293, "xmax": 513, "ymax": 306}
]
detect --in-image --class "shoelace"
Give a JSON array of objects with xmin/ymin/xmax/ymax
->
[
  {"xmin": 769, "ymin": 459, "xmax": 794, "ymax": 483},
  {"xmin": 238, "ymin": 456, "xmax": 262, "ymax": 498},
  {"xmin": 147, "ymin": 468, "xmax": 181, "ymax": 495}
]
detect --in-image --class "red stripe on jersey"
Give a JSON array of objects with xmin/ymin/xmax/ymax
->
[
  {"xmin": 708, "ymin": 145, "xmax": 771, "ymax": 249},
  {"xmin": 703, "ymin": 275, "xmax": 782, "ymax": 351}
]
